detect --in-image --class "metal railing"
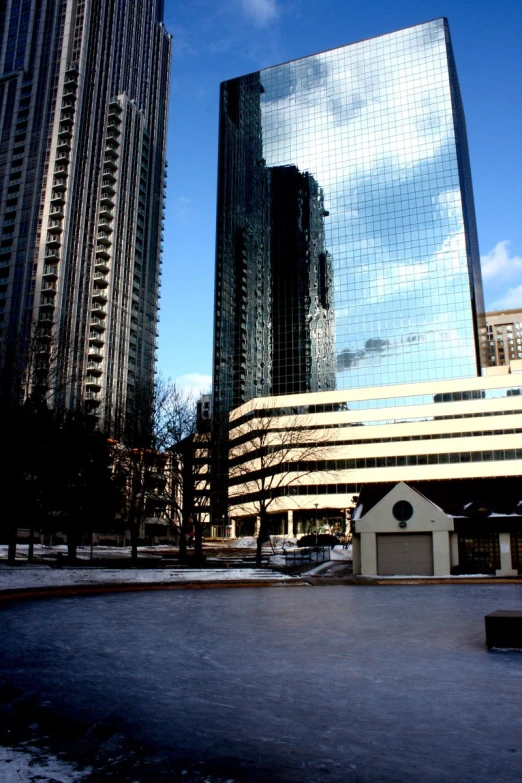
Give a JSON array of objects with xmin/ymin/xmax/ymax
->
[{"xmin": 271, "ymin": 546, "xmax": 331, "ymax": 567}]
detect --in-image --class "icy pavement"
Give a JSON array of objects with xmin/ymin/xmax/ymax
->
[
  {"xmin": 1, "ymin": 585, "xmax": 522, "ymax": 782},
  {"xmin": 0, "ymin": 565, "xmax": 296, "ymax": 592}
]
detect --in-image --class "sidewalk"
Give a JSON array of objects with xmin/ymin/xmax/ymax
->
[{"xmin": 3, "ymin": 563, "xmax": 519, "ymax": 601}]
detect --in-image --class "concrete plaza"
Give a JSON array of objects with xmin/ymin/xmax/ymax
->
[{"xmin": 1, "ymin": 585, "xmax": 521, "ymax": 782}]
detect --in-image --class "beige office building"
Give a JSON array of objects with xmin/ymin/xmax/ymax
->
[{"xmin": 228, "ymin": 362, "xmax": 522, "ymax": 536}]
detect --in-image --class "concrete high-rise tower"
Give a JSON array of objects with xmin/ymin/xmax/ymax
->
[
  {"xmin": 0, "ymin": 0, "xmax": 171, "ymax": 429},
  {"xmin": 213, "ymin": 18, "xmax": 486, "ymax": 425}
]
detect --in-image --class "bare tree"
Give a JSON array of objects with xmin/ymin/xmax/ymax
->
[
  {"xmin": 174, "ymin": 430, "xmax": 211, "ymax": 564},
  {"xmin": 229, "ymin": 412, "xmax": 336, "ymax": 566},
  {"xmin": 1, "ymin": 318, "xmax": 83, "ymax": 411},
  {"xmin": 115, "ymin": 376, "xmax": 196, "ymax": 563}
]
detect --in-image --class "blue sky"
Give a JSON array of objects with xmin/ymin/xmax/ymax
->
[{"xmin": 159, "ymin": 0, "xmax": 522, "ymax": 394}]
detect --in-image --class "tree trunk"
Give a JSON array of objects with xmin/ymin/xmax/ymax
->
[
  {"xmin": 130, "ymin": 522, "xmax": 139, "ymax": 564},
  {"xmin": 67, "ymin": 525, "xmax": 77, "ymax": 562},
  {"xmin": 255, "ymin": 510, "xmax": 270, "ymax": 567},
  {"xmin": 178, "ymin": 528, "xmax": 187, "ymax": 564},
  {"xmin": 194, "ymin": 520, "xmax": 204, "ymax": 565},
  {"xmin": 7, "ymin": 525, "xmax": 17, "ymax": 565},
  {"xmin": 28, "ymin": 527, "xmax": 35, "ymax": 562},
  {"xmin": 255, "ymin": 533, "xmax": 263, "ymax": 568}
]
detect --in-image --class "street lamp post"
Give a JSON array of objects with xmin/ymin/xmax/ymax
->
[{"xmin": 314, "ymin": 502, "xmax": 319, "ymax": 546}]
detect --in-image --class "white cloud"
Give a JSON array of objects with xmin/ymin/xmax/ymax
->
[
  {"xmin": 242, "ymin": 0, "xmax": 279, "ymax": 27},
  {"xmin": 489, "ymin": 284, "xmax": 522, "ymax": 311},
  {"xmin": 481, "ymin": 240, "xmax": 522, "ymax": 281},
  {"xmin": 176, "ymin": 373, "xmax": 212, "ymax": 397}
]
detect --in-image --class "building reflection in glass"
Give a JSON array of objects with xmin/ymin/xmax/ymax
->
[
  {"xmin": 214, "ymin": 18, "xmax": 486, "ymax": 420},
  {"xmin": 270, "ymin": 165, "xmax": 335, "ymax": 396}
]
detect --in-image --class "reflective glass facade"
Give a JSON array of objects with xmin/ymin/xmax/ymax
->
[{"xmin": 214, "ymin": 18, "xmax": 486, "ymax": 420}]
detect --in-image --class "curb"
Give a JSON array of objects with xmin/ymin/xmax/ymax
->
[
  {"xmin": 299, "ymin": 575, "xmax": 522, "ymax": 586},
  {"xmin": 353, "ymin": 576, "xmax": 522, "ymax": 585},
  {"xmin": 0, "ymin": 578, "xmax": 306, "ymax": 602},
  {"xmin": 304, "ymin": 576, "xmax": 356, "ymax": 586}
]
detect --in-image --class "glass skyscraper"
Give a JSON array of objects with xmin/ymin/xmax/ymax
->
[
  {"xmin": 213, "ymin": 18, "xmax": 486, "ymax": 421},
  {"xmin": 0, "ymin": 1, "xmax": 170, "ymax": 431}
]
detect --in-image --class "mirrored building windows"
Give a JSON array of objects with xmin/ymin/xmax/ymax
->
[{"xmin": 214, "ymin": 18, "xmax": 485, "ymax": 421}]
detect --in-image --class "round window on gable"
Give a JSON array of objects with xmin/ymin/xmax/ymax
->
[{"xmin": 392, "ymin": 500, "xmax": 413, "ymax": 522}]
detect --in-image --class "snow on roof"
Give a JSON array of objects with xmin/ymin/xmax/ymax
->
[{"xmin": 454, "ymin": 512, "xmax": 522, "ymax": 519}]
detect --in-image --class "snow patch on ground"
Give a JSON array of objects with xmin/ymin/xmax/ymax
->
[
  {"xmin": 0, "ymin": 566, "xmax": 295, "ymax": 591},
  {"xmin": 0, "ymin": 746, "xmax": 90, "ymax": 782},
  {"xmin": 331, "ymin": 545, "xmax": 352, "ymax": 560},
  {"xmin": 227, "ymin": 536, "xmax": 257, "ymax": 548},
  {"xmin": 226, "ymin": 536, "xmax": 299, "ymax": 550},
  {"xmin": 269, "ymin": 536, "xmax": 299, "ymax": 550},
  {"xmin": 302, "ymin": 561, "xmax": 337, "ymax": 576}
]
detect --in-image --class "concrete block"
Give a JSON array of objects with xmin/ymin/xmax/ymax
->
[{"xmin": 485, "ymin": 611, "xmax": 522, "ymax": 649}]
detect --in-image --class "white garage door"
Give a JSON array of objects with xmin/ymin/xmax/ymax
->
[{"xmin": 377, "ymin": 534, "xmax": 433, "ymax": 576}]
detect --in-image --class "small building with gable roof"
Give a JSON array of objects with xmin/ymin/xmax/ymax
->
[{"xmin": 353, "ymin": 482, "xmax": 520, "ymax": 577}]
